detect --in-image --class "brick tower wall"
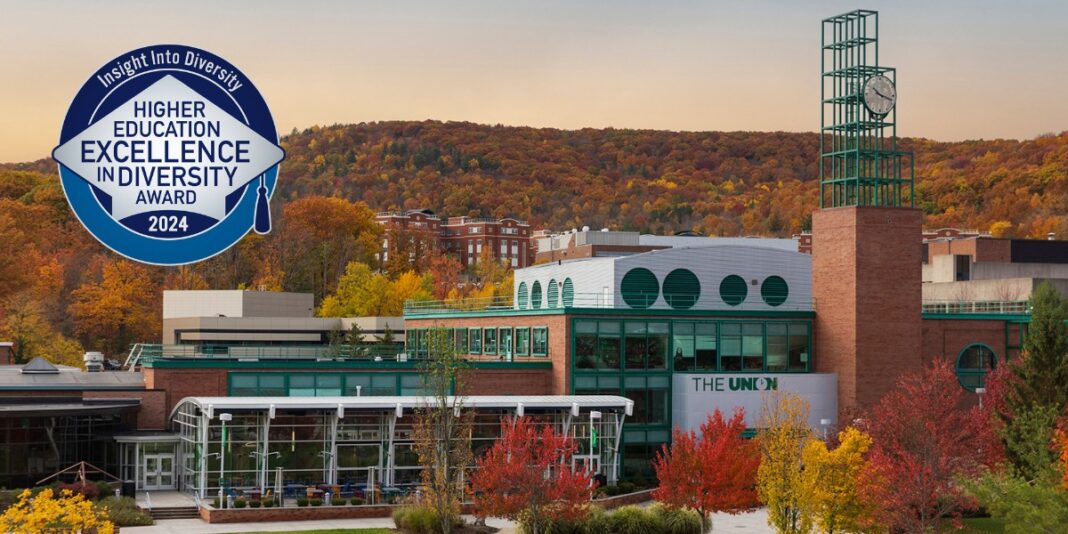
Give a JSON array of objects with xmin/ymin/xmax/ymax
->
[{"xmin": 813, "ymin": 206, "xmax": 924, "ymax": 410}]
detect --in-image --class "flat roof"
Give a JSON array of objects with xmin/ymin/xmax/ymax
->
[
  {"xmin": 0, "ymin": 400, "xmax": 140, "ymax": 417},
  {"xmin": 0, "ymin": 367, "xmax": 145, "ymax": 390},
  {"xmin": 172, "ymin": 395, "xmax": 633, "ymax": 418}
]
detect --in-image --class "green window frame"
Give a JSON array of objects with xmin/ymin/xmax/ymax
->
[
  {"xmin": 469, "ymin": 328, "xmax": 482, "ymax": 354},
  {"xmin": 517, "ymin": 281, "xmax": 529, "ymax": 309},
  {"xmin": 663, "ymin": 268, "xmax": 701, "ymax": 310},
  {"xmin": 547, "ymin": 280, "xmax": 559, "ymax": 308},
  {"xmin": 624, "ymin": 321, "xmax": 669, "ymax": 370},
  {"xmin": 956, "ymin": 343, "xmax": 997, "ymax": 392},
  {"xmin": 515, "ymin": 327, "xmax": 530, "ymax": 356},
  {"xmin": 498, "ymin": 327, "xmax": 513, "ymax": 357},
  {"xmin": 484, "ymin": 328, "xmax": 497, "ymax": 355},
  {"xmin": 672, "ymin": 321, "xmax": 717, "ymax": 372},
  {"xmin": 532, "ymin": 327, "xmax": 549, "ymax": 356},
  {"xmin": 761, "ymin": 276, "xmax": 789, "ymax": 307},
  {"xmin": 562, "ymin": 278, "xmax": 574, "ymax": 307},
  {"xmin": 531, "ymin": 281, "xmax": 543, "ymax": 309},
  {"xmin": 455, "ymin": 328, "xmax": 469, "ymax": 354}
]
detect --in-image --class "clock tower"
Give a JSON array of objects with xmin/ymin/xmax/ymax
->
[{"xmin": 812, "ymin": 10, "xmax": 923, "ymax": 410}]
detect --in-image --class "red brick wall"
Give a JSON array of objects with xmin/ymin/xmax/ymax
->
[
  {"xmin": 145, "ymin": 367, "xmax": 229, "ymax": 417},
  {"xmin": 406, "ymin": 314, "xmax": 570, "ymax": 394},
  {"xmin": 921, "ymin": 319, "xmax": 1010, "ymax": 365},
  {"xmin": 84, "ymin": 389, "xmax": 168, "ymax": 430},
  {"xmin": 458, "ymin": 369, "xmax": 552, "ymax": 396},
  {"xmin": 813, "ymin": 206, "xmax": 924, "ymax": 410}
]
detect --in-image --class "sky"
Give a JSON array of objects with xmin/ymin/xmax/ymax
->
[{"xmin": 1, "ymin": 0, "xmax": 1067, "ymax": 162}]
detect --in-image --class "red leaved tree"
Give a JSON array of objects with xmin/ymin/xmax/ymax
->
[
  {"xmin": 471, "ymin": 417, "xmax": 593, "ymax": 534},
  {"xmin": 858, "ymin": 359, "xmax": 1004, "ymax": 532},
  {"xmin": 653, "ymin": 407, "xmax": 761, "ymax": 524}
]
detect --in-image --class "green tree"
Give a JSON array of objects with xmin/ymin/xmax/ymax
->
[
  {"xmin": 967, "ymin": 469, "xmax": 1068, "ymax": 534},
  {"xmin": 1011, "ymin": 282, "xmax": 1068, "ymax": 410},
  {"xmin": 998, "ymin": 282, "xmax": 1068, "ymax": 478}
]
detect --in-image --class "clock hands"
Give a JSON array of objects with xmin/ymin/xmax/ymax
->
[{"xmin": 873, "ymin": 88, "xmax": 893, "ymax": 101}]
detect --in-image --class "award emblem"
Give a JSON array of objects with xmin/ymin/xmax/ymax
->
[{"xmin": 53, "ymin": 45, "xmax": 284, "ymax": 265}]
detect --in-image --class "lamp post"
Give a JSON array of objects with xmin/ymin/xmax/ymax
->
[
  {"xmin": 250, "ymin": 450, "xmax": 280, "ymax": 494},
  {"xmin": 819, "ymin": 418, "xmax": 832, "ymax": 441},
  {"xmin": 218, "ymin": 413, "xmax": 232, "ymax": 507},
  {"xmin": 976, "ymin": 387, "xmax": 987, "ymax": 410}
]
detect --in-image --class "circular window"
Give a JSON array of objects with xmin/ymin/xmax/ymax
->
[
  {"xmin": 663, "ymin": 269, "xmax": 701, "ymax": 309},
  {"xmin": 719, "ymin": 275, "xmax": 748, "ymax": 306},
  {"xmin": 562, "ymin": 278, "xmax": 574, "ymax": 307},
  {"xmin": 531, "ymin": 281, "xmax": 543, "ymax": 309},
  {"xmin": 517, "ymin": 281, "xmax": 528, "ymax": 309},
  {"xmin": 956, "ymin": 343, "xmax": 997, "ymax": 392},
  {"xmin": 760, "ymin": 276, "xmax": 789, "ymax": 307},
  {"xmin": 547, "ymin": 279, "xmax": 559, "ymax": 308},
  {"xmin": 621, "ymin": 268, "xmax": 659, "ymax": 309}
]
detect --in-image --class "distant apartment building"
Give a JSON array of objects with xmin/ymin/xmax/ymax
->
[{"xmin": 375, "ymin": 209, "xmax": 537, "ymax": 268}]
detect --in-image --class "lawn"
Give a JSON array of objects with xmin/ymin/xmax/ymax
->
[{"xmin": 961, "ymin": 517, "xmax": 1005, "ymax": 533}]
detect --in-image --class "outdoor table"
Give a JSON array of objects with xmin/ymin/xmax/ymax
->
[{"xmin": 306, "ymin": 487, "xmax": 324, "ymax": 499}]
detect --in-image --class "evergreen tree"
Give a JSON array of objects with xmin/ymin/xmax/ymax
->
[{"xmin": 1010, "ymin": 282, "xmax": 1068, "ymax": 411}]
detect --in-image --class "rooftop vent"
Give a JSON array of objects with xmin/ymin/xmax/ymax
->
[{"xmin": 21, "ymin": 357, "xmax": 59, "ymax": 375}]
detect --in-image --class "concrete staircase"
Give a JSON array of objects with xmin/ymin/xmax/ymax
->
[{"xmin": 145, "ymin": 506, "xmax": 200, "ymax": 520}]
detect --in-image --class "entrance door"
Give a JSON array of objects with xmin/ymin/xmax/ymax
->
[{"xmin": 143, "ymin": 453, "xmax": 175, "ymax": 490}]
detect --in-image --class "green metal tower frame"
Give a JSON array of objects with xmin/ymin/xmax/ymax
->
[{"xmin": 820, "ymin": 10, "xmax": 914, "ymax": 208}]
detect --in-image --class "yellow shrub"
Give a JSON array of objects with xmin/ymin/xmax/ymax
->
[{"xmin": 0, "ymin": 488, "xmax": 115, "ymax": 534}]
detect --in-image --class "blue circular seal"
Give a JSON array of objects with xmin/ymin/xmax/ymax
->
[{"xmin": 52, "ymin": 45, "xmax": 284, "ymax": 265}]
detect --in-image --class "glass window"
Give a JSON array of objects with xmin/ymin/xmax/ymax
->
[
  {"xmin": 956, "ymin": 344, "xmax": 997, "ymax": 391},
  {"xmin": 625, "ymin": 322, "xmax": 647, "ymax": 369},
  {"xmin": 316, "ymin": 375, "xmax": 342, "ymax": 396},
  {"xmin": 788, "ymin": 323, "xmax": 810, "ymax": 371},
  {"xmin": 259, "ymin": 375, "xmax": 285, "ymax": 396},
  {"xmin": 695, "ymin": 323, "xmax": 717, "ymax": 371},
  {"xmin": 532, "ymin": 327, "xmax": 549, "ymax": 356},
  {"xmin": 498, "ymin": 327, "xmax": 512, "ymax": 357},
  {"xmin": 515, "ymin": 327, "xmax": 530, "ymax": 356},
  {"xmin": 456, "ymin": 328, "xmax": 469, "ymax": 354},
  {"xmin": 289, "ymin": 375, "xmax": 316, "ymax": 396},
  {"xmin": 345, "ymin": 375, "xmax": 370, "ymax": 396},
  {"xmin": 647, "ymin": 322, "xmax": 668, "ymax": 370},
  {"xmin": 766, "ymin": 324, "xmax": 789, "ymax": 372},
  {"xmin": 484, "ymin": 328, "xmax": 497, "ymax": 354},
  {"xmin": 370, "ymin": 374, "xmax": 397, "ymax": 396},
  {"xmin": 672, "ymin": 322, "xmax": 695, "ymax": 372},
  {"xmin": 401, "ymin": 374, "xmax": 428, "ymax": 396},
  {"xmin": 469, "ymin": 328, "xmax": 482, "ymax": 354},
  {"xmin": 231, "ymin": 375, "xmax": 257, "ymax": 396},
  {"xmin": 574, "ymin": 321, "xmax": 597, "ymax": 369},
  {"xmin": 596, "ymin": 322, "xmax": 621, "ymax": 369},
  {"xmin": 720, "ymin": 323, "xmax": 742, "ymax": 371},
  {"xmin": 741, "ymin": 323, "xmax": 764, "ymax": 371},
  {"xmin": 624, "ymin": 376, "xmax": 669, "ymax": 425}
]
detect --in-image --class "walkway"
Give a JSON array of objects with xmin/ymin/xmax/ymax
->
[{"xmin": 122, "ymin": 509, "xmax": 773, "ymax": 533}]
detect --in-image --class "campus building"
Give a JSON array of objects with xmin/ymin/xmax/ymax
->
[{"xmin": 375, "ymin": 209, "xmax": 539, "ymax": 268}]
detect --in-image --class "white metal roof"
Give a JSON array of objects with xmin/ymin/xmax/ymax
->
[{"xmin": 172, "ymin": 395, "xmax": 633, "ymax": 419}]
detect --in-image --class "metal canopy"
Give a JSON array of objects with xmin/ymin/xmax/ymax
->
[{"xmin": 170, "ymin": 394, "xmax": 634, "ymax": 419}]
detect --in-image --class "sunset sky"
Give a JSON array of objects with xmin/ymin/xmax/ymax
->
[{"xmin": 2, "ymin": 0, "xmax": 1067, "ymax": 162}]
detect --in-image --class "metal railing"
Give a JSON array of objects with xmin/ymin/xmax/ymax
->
[
  {"xmin": 130, "ymin": 343, "xmax": 408, "ymax": 365},
  {"xmin": 921, "ymin": 300, "xmax": 1030, "ymax": 315},
  {"xmin": 404, "ymin": 292, "xmax": 815, "ymax": 315}
]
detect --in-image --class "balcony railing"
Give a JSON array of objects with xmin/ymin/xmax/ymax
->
[
  {"xmin": 128, "ymin": 343, "xmax": 407, "ymax": 367},
  {"xmin": 921, "ymin": 300, "xmax": 1030, "ymax": 315},
  {"xmin": 403, "ymin": 292, "xmax": 815, "ymax": 316}
]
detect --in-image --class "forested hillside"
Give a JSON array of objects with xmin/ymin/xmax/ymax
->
[{"xmin": 1, "ymin": 120, "xmax": 1067, "ymax": 362}]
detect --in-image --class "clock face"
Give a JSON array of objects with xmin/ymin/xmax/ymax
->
[{"xmin": 863, "ymin": 75, "xmax": 896, "ymax": 116}]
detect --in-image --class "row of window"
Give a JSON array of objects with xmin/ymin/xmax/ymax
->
[
  {"xmin": 230, "ymin": 372, "xmax": 431, "ymax": 397},
  {"xmin": 407, "ymin": 327, "xmax": 549, "ymax": 358},
  {"xmin": 573, "ymin": 319, "xmax": 811, "ymax": 373},
  {"xmin": 517, "ymin": 279, "xmax": 574, "ymax": 309}
]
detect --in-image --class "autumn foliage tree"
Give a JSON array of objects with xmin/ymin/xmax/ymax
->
[
  {"xmin": 653, "ymin": 407, "xmax": 760, "ymax": 525},
  {"xmin": 859, "ymin": 359, "xmax": 1003, "ymax": 532},
  {"xmin": 799, "ymin": 426, "xmax": 874, "ymax": 534},
  {"xmin": 471, "ymin": 416, "xmax": 593, "ymax": 534},
  {"xmin": 756, "ymin": 391, "xmax": 815, "ymax": 534},
  {"xmin": 68, "ymin": 260, "xmax": 159, "ymax": 356}
]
